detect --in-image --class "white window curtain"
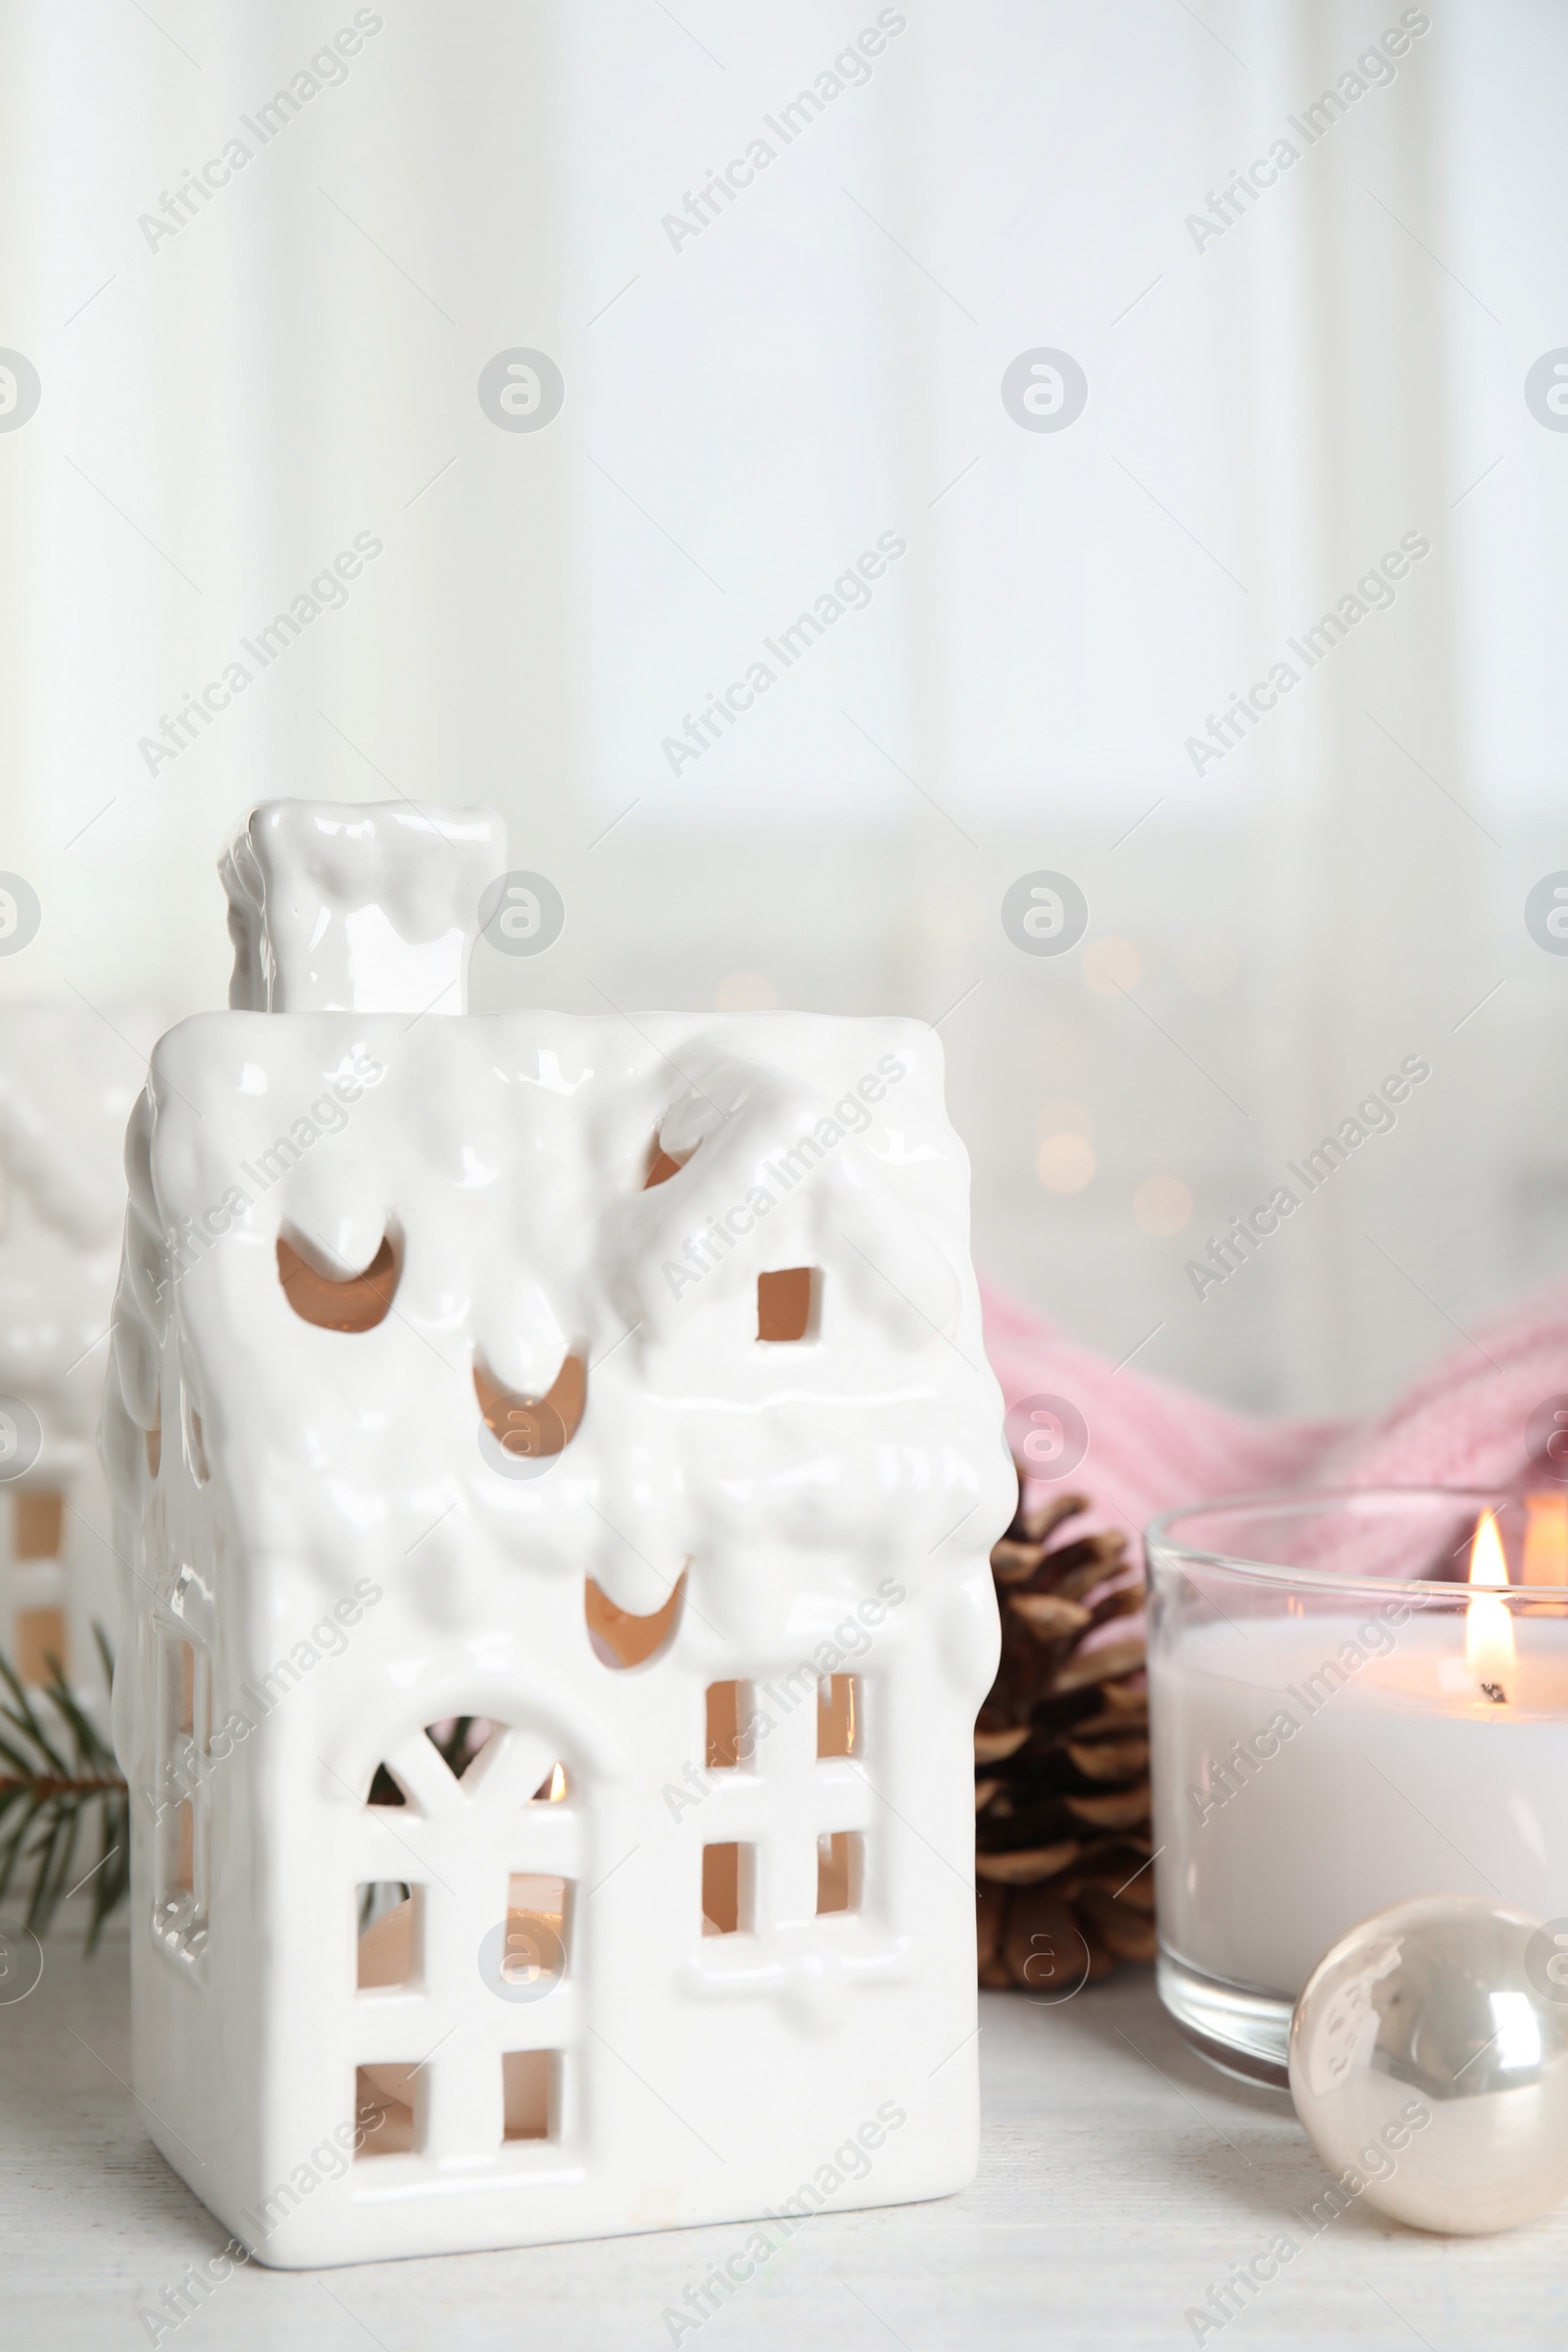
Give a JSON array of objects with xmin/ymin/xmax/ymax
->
[{"xmin": 1, "ymin": 0, "xmax": 1561, "ymax": 1417}]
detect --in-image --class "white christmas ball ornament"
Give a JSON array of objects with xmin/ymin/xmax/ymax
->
[{"xmin": 1289, "ymin": 1894, "xmax": 1568, "ymax": 2234}]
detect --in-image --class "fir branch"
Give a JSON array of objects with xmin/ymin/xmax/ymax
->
[{"xmin": 0, "ymin": 1630, "xmax": 128, "ymax": 1950}]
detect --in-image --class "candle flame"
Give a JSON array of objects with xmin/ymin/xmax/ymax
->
[
  {"xmin": 1465, "ymin": 1508, "xmax": 1515, "ymax": 1699},
  {"xmin": 547, "ymin": 1762, "xmax": 566, "ymax": 1802}
]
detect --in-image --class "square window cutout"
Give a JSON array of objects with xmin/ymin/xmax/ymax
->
[
  {"xmin": 817, "ymin": 1675, "xmax": 859, "ymax": 1758},
  {"xmin": 153, "ymin": 1791, "xmax": 206, "ymax": 1955},
  {"xmin": 14, "ymin": 1491, "xmax": 64, "ymax": 1559},
  {"xmin": 702, "ymin": 1842, "xmax": 755, "ymax": 1936},
  {"xmin": 357, "ymin": 1883, "xmax": 416, "ymax": 1988},
  {"xmin": 355, "ymin": 2064, "xmax": 418, "ymax": 2156},
  {"xmin": 758, "ymin": 1268, "xmax": 819, "ymax": 1343},
  {"xmin": 503, "ymin": 2049, "xmax": 553, "ymax": 2142},
  {"xmin": 160, "ymin": 1797, "xmax": 193, "ymax": 1900},
  {"xmin": 15, "ymin": 1607, "xmax": 67, "ymax": 1687},
  {"xmin": 817, "ymin": 1832, "xmax": 864, "ymax": 1916},
  {"xmin": 160, "ymin": 1634, "xmax": 194, "ymax": 1739},
  {"xmin": 706, "ymin": 1681, "xmax": 751, "ymax": 1770},
  {"xmin": 504, "ymin": 1874, "xmax": 568, "ymax": 1994}
]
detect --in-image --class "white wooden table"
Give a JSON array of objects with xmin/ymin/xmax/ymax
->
[{"xmin": 4, "ymin": 1935, "xmax": 1566, "ymax": 2349}]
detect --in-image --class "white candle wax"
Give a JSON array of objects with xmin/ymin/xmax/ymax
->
[{"xmin": 1151, "ymin": 1614, "xmax": 1568, "ymax": 1998}]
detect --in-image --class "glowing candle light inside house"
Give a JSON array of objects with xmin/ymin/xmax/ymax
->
[{"xmin": 1464, "ymin": 1507, "xmax": 1515, "ymax": 1701}]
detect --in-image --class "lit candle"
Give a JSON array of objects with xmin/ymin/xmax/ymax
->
[
  {"xmin": 1465, "ymin": 1507, "xmax": 1513, "ymax": 1702},
  {"xmin": 1148, "ymin": 1491, "xmax": 1568, "ymax": 2077}
]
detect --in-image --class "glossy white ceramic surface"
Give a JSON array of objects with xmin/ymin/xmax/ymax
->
[
  {"xmin": 220, "ymin": 799, "xmax": 506, "ymax": 1016},
  {"xmin": 101, "ymin": 802, "xmax": 1010, "ymax": 2267}
]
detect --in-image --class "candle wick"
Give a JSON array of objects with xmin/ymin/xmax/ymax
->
[{"xmin": 1480, "ymin": 1680, "xmax": 1508, "ymax": 1706}]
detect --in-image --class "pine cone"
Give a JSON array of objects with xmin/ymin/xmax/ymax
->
[{"xmin": 975, "ymin": 1468, "xmax": 1154, "ymax": 1991}]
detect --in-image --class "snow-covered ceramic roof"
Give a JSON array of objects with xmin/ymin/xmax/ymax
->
[{"xmin": 103, "ymin": 1008, "xmax": 1008, "ymax": 1628}]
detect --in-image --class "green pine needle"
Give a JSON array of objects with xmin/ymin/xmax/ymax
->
[{"xmin": 0, "ymin": 1627, "xmax": 128, "ymax": 1951}]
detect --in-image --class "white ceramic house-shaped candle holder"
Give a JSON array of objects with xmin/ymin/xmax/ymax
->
[
  {"xmin": 0, "ymin": 1010, "xmax": 134, "ymax": 1713},
  {"xmin": 103, "ymin": 801, "xmax": 1011, "ymax": 2268}
]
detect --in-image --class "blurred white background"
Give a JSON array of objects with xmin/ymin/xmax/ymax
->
[{"xmin": 1, "ymin": 0, "xmax": 1565, "ymax": 1417}]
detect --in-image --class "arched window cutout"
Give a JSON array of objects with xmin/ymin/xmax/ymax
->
[
  {"xmin": 759, "ymin": 1267, "xmax": 820, "ymax": 1343},
  {"xmin": 585, "ymin": 1571, "xmax": 686, "ymax": 1669},
  {"xmin": 644, "ymin": 1135, "xmax": 694, "ymax": 1188},
  {"xmin": 277, "ymin": 1231, "xmax": 399, "ymax": 1332},
  {"xmin": 424, "ymin": 1716, "xmax": 498, "ymax": 1781},
  {"xmin": 474, "ymin": 1351, "xmax": 586, "ymax": 1460},
  {"xmin": 367, "ymin": 1724, "xmax": 546, "ymax": 1809}
]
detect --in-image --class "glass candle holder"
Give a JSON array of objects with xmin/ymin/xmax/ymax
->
[{"xmin": 1148, "ymin": 1486, "xmax": 1568, "ymax": 2087}]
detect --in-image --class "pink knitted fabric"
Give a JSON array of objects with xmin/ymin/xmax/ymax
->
[{"xmin": 979, "ymin": 1273, "xmax": 1568, "ymax": 1551}]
